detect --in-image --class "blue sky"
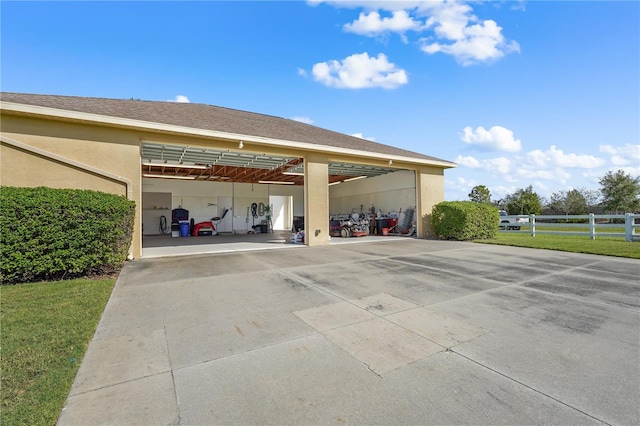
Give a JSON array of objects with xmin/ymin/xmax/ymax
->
[{"xmin": 2, "ymin": 1, "xmax": 638, "ymax": 201}]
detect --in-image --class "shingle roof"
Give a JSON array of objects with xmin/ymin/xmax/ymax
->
[{"xmin": 0, "ymin": 92, "xmax": 453, "ymax": 165}]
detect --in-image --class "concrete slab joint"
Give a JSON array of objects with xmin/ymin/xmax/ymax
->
[{"xmin": 56, "ymin": 240, "xmax": 640, "ymax": 425}]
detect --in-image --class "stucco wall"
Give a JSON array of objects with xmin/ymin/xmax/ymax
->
[
  {"xmin": 304, "ymin": 153, "xmax": 329, "ymax": 245},
  {"xmin": 1, "ymin": 114, "xmax": 143, "ymax": 257},
  {"xmin": 416, "ymin": 166, "xmax": 445, "ymax": 238},
  {"xmin": 1, "ymin": 143, "xmax": 128, "ymax": 195}
]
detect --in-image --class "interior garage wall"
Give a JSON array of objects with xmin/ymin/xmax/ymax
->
[
  {"xmin": 142, "ymin": 178, "xmax": 303, "ymax": 234},
  {"xmin": 329, "ymin": 170, "xmax": 416, "ymax": 216},
  {"xmin": 268, "ymin": 184, "xmax": 304, "ymax": 216}
]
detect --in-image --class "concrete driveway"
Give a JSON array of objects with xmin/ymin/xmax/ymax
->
[{"xmin": 57, "ymin": 239, "xmax": 639, "ymax": 425}]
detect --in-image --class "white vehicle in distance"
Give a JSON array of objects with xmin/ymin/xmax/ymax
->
[{"xmin": 498, "ymin": 210, "xmax": 529, "ymax": 230}]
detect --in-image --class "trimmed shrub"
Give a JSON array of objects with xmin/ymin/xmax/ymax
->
[
  {"xmin": 432, "ymin": 201, "xmax": 498, "ymax": 240},
  {"xmin": 1, "ymin": 187, "xmax": 135, "ymax": 284}
]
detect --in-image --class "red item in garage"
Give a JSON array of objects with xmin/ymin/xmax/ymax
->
[{"xmin": 192, "ymin": 221, "xmax": 216, "ymax": 236}]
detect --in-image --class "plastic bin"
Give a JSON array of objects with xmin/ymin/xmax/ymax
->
[{"xmin": 179, "ymin": 221, "xmax": 190, "ymax": 237}]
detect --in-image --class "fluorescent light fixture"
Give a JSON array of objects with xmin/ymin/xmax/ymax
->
[
  {"xmin": 282, "ymin": 171, "xmax": 305, "ymax": 176},
  {"xmin": 343, "ymin": 176, "xmax": 367, "ymax": 182},
  {"xmin": 143, "ymin": 160, "xmax": 209, "ymax": 169},
  {"xmin": 258, "ymin": 180, "xmax": 295, "ymax": 185},
  {"xmin": 328, "ymin": 181, "xmax": 341, "ymax": 186},
  {"xmin": 143, "ymin": 174, "xmax": 197, "ymax": 180}
]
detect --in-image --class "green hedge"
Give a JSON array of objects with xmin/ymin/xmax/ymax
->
[
  {"xmin": 1, "ymin": 187, "xmax": 135, "ymax": 284},
  {"xmin": 432, "ymin": 201, "xmax": 498, "ymax": 240}
]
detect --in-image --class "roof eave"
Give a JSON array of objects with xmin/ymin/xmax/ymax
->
[{"xmin": 0, "ymin": 101, "xmax": 458, "ymax": 169}]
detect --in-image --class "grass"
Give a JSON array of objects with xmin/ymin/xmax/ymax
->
[
  {"xmin": 476, "ymin": 233, "xmax": 640, "ymax": 259},
  {"xmin": 1, "ymin": 278, "xmax": 115, "ymax": 426}
]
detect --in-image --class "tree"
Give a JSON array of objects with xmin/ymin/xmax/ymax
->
[
  {"xmin": 598, "ymin": 170, "xmax": 640, "ymax": 213},
  {"xmin": 548, "ymin": 189, "xmax": 588, "ymax": 215},
  {"xmin": 468, "ymin": 185, "xmax": 491, "ymax": 204},
  {"xmin": 580, "ymin": 188, "xmax": 601, "ymax": 210},
  {"xmin": 504, "ymin": 185, "xmax": 543, "ymax": 215}
]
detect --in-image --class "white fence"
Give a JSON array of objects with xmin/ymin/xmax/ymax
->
[{"xmin": 498, "ymin": 213, "xmax": 640, "ymax": 242}]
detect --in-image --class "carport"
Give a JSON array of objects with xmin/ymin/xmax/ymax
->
[
  {"xmin": 0, "ymin": 92, "xmax": 457, "ymax": 259},
  {"xmin": 140, "ymin": 141, "xmax": 411, "ymax": 257}
]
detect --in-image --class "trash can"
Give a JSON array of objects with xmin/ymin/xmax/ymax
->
[
  {"xmin": 179, "ymin": 221, "xmax": 190, "ymax": 237},
  {"xmin": 171, "ymin": 222, "xmax": 180, "ymax": 238},
  {"xmin": 376, "ymin": 218, "xmax": 388, "ymax": 235}
]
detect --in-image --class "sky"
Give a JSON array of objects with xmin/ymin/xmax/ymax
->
[{"xmin": 2, "ymin": 0, "xmax": 639, "ymax": 202}]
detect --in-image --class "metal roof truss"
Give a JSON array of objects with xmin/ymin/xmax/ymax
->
[{"xmin": 141, "ymin": 142, "xmax": 397, "ymax": 184}]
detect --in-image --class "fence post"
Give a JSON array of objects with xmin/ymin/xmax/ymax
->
[
  {"xmin": 530, "ymin": 214, "xmax": 535, "ymax": 237},
  {"xmin": 589, "ymin": 213, "xmax": 595, "ymax": 240},
  {"xmin": 625, "ymin": 213, "xmax": 632, "ymax": 242}
]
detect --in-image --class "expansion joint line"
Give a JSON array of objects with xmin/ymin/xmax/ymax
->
[
  {"xmin": 450, "ymin": 349, "xmax": 611, "ymax": 425},
  {"xmin": 164, "ymin": 325, "xmax": 183, "ymax": 425},
  {"xmin": 276, "ymin": 268, "xmax": 450, "ymax": 350}
]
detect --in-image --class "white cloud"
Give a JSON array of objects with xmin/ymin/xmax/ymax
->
[
  {"xmin": 525, "ymin": 145, "xmax": 605, "ymax": 169},
  {"xmin": 454, "ymin": 145, "xmax": 605, "ymax": 182},
  {"xmin": 444, "ymin": 174, "xmax": 479, "ymax": 199},
  {"xmin": 312, "ymin": 52, "xmax": 408, "ymax": 89},
  {"xmin": 460, "ymin": 125, "xmax": 522, "ymax": 152},
  {"xmin": 615, "ymin": 165, "xmax": 640, "ymax": 177},
  {"xmin": 502, "ymin": 146, "xmax": 604, "ymax": 188},
  {"xmin": 167, "ymin": 95, "xmax": 190, "ymax": 103},
  {"xmin": 453, "ymin": 144, "xmax": 611, "ymax": 195},
  {"xmin": 344, "ymin": 10, "xmax": 425, "ymax": 38},
  {"xmin": 600, "ymin": 143, "xmax": 640, "ymax": 167},
  {"xmin": 491, "ymin": 184, "xmax": 516, "ymax": 200},
  {"xmin": 511, "ymin": 1, "xmax": 527, "ymax": 12},
  {"xmin": 291, "ymin": 116, "xmax": 314, "ymax": 124},
  {"xmin": 351, "ymin": 132, "xmax": 376, "ymax": 141},
  {"xmin": 422, "ymin": 1, "xmax": 474, "ymax": 40},
  {"xmin": 297, "ymin": 67, "xmax": 308, "ymax": 77},
  {"xmin": 516, "ymin": 167, "xmax": 571, "ymax": 182},
  {"xmin": 454, "ymin": 155, "xmax": 481, "ymax": 168},
  {"xmin": 454, "ymin": 155, "xmax": 513, "ymax": 176},
  {"xmin": 311, "ymin": 1, "xmax": 520, "ymax": 66},
  {"xmin": 421, "ymin": 19, "xmax": 520, "ymax": 66}
]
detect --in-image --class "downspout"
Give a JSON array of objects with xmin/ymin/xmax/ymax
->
[{"xmin": 0, "ymin": 135, "xmax": 133, "ymax": 199}]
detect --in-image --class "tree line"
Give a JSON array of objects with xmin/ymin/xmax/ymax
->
[{"xmin": 468, "ymin": 169, "xmax": 640, "ymax": 215}]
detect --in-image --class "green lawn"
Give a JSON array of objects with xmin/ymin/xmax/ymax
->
[
  {"xmin": 1, "ymin": 278, "xmax": 115, "ymax": 426},
  {"xmin": 476, "ymin": 233, "xmax": 640, "ymax": 259}
]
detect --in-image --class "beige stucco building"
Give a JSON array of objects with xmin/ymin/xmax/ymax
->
[{"xmin": 1, "ymin": 92, "xmax": 456, "ymax": 258}]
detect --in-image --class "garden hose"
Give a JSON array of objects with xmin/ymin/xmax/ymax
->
[{"xmin": 159, "ymin": 215, "xmax": 169, "ymax": 234}]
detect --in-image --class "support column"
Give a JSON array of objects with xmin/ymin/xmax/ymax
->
[
  {"xmin": 415, "ymin": 166, "xmax": 445, "ymax": 238},
  {"xmin": 304, "ymin": 153, "xmax": 329, "ymax": 246}
]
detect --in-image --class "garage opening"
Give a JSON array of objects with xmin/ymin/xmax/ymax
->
[{"xmin": 140, "ymin": 141, "xmax": 415, "ymax": 256}]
